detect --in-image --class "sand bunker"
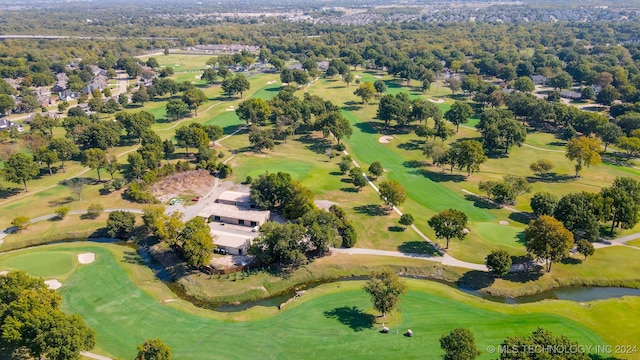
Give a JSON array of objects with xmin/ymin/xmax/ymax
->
[
  {"xmin": 379, "ymin": 136, "xmax": 394, "ymax": 144},
  {"xmin": 499, "ymin": 220, "xmax": 509, "ymax": 225},
  {"xmin": 45, "ymin": 279, "xmax": 62, "ymax": 290},
  {"xmin": 225, "ymin": 105, "xmax": 235, "ymax": 112},
  {"xmin": 266, "ymin": 80, "xmax": 278, "ymax": 85},
  {"xmin": 428, "ymin": 98, "xmax": 446, "ymax": 104},
  {"xmin": 0, "ymin": 271, "xmax": 9, "ymax": 276},
  {"xmin": 78, "ymin": 252, "xmax": 95, "ymax": 264},
  {"xmin": 194, "ymin": 75, "xmax": 201, "ymax": 79}
]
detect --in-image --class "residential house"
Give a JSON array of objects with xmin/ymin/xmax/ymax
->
[
  {"xmin": 531, "ymin": 75, "xmax": 548, "ymax": 86},
  {"xmin": 198, "ymin": 191, "xmax": 270, "ymax": 228},
  {"xmin": 52, "ymin": 73, "xmax": 68, "ymax": 93},
  {"xmin": 81, "ymin": 75, "xmax": 108, "ymax": 94},
  {"xmin": 0, "ymin": 119, "xmax": 16, "ymax": 130},
  {"xmin": 59, "ymin": 90, "xmax": 80, "ymax": 101},
  {"xmin": 559, "ymin": 90, "xmax": 582, "ymax": 99}
]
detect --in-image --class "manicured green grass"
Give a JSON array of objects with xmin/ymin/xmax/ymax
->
[
  {"xmin": 628, "ymin": 239, "xmax": 640, "ymax": 248},
  {"xmin": 138, "ymin": 54, "xmax": 211, "ymax": 73},
  {"xmin": 2, "ymin": 243, "xmax": 631, "ymax": 360},
  {"xmin": 1, "ymin": 250, "xmax": 76, "ymax": 278}
]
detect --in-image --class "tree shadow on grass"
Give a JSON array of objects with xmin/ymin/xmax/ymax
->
[
  {"xmin": 463, "ymin": 194, "xmax": 502, "ymax": 210},
  {"xmin": 398, "ymin": 241, "xmax": 439, "ymax": 256},
  {"xmin": 323, "ymin": 306, "xmax": 375, "ymax": 332},
  {"xmin": 354, "ymin": 120, "xmax": 384, "ymax": 135},
  {"xmin": 457, "ymin": 270, "xmax": 495, "ymax": 290},
  {"xmin": 410, "ymin": 169, "xmax": 466, "ymax": 183},
  {"xmin": 388, "ymin": 226, "xmax": 404, "ymax": 232},
  {"xmin": 402, "ymin": 160, "xmax": 426, "ymax": 168},
  {"xmin": 122, "ymin": 251, "xmax": 145, "ymax": 265},
  {"xmin": 0, "ymin": 187, "xmax": 23, "ymax": 199},
  {"xmin": 397, "ymin": 140, "xmax": 423, "ymax": 151},
  {"xmin": 503, "ymin": 256, "xmax": 543, "ymax": 283},
  {"xmin": 340, "ymin": 187, "xmax": 359, "ymax": 193},
  {"xmin": 561, "ymin": 257, "xmax": 582, "ymax": 265},
  {"xmin": 508, "ymin": 212, "xmax": 533, "ymax": 225},
  {"xmin": 295, "ymin": 134, "xmax": 332, "ymax": 155},
  {"xmin": 528, "ymin": 173, "xmax": 575, "ymax": 183},
  {"xmin": 330, "ymin": 171, "xmax": 343, "ymax": 176},
  {"xmin": 354, "ymin": 204, "xmax": 388, "ymax": 216},
  {"xmin": 47, "ymin": 196, "xmax": 75, "ymax": 207}
]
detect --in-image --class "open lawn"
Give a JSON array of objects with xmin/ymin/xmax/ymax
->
[
  {"xmin": 2, "ymin": 243, "xmax": 637, "ymax": 359},
  {"xmin": 138, "ymin": 54, "xmax": 212, "ymax": 73}
]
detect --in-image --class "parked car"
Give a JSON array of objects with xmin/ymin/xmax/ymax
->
[
  {"xmin": 251, "ymin": 226, "xmax": 260, "ymax": 232},
  {"xmin": 169, "ymin": 198, "xmax": 178, "ymax": 205},
  {"xmin": 191, "ymin": 196, "xmax": 200, "ymax": 202}
]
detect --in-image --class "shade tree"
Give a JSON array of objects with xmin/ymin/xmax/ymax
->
[
  {"xmin": 362, "ymin": 269, "xmax": 407, "ymax": 317},
  {"xmin": 2, "ymin": 152, "xmax": 40, "ymax": 191},
  {"xmin": 525, "ymin": 215, "xmax": 574, "ymax": 272},
  {"xmin": 440, "ymin": 328, "xmax": 480, "ymax": 360},
  {"xmin": 428, "ymin": 209, "xmax": 468, "ymax": 249}
]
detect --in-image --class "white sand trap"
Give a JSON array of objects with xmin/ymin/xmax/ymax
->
[
  {"xmin": 375, "ymin": 75, "xmax": 383, "ymax": 79},
  {"xmin": 428, "ymin": 98, "xmax": 446, "ymax": 104},
  {"xmin": 45, "ymin": 279, "xmax": 62, "ymax": 290},
  {"xmin": 78, "ymin": 252, "xmax": 95, "ymax": 264},
  {"xmin": 225, "ymin": 106, "xmax": 235, "ymax": 112},
  {"xmin": 499, "ymin": 220, "xmax": 509, "ymax": 225},
  {"xmin": 0, "ymin": 271, "xmax": 9, "ymax": 276},
  {"xmin": 266, "ymin": 80, "xmax": 278, "ymax": 85},
  {"xmin": 379, "ymin": 136, "xmax": 394, "ymax": 144},
  {"xmin": 194, "ymin": 75, "xmax": 201, "ymax": 79},
  {"xmin": 354, "ymin": 75, "xmax": 362, "ymax": 79},
  {"xmin": 315, "ymin": 199, "xmax": 337, "ymax": 211}
]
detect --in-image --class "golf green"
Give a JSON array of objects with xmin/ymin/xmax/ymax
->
[
  {"xmin": 0, "ymin": 243, "xmax": 614, "ymax": 359},
  {"xmin": 1, "ymin": 250, "xmax": 76, "ymax": 278}
]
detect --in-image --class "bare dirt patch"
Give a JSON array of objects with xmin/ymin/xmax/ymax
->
[
  {"xmin": 315, "ymin": 199, "xmax": 338, "ymax": 211},
  {"xmin": 78, "ymin": 252, "xmax": 95, "ymax": 264},
  {"xmin": 45, "ymin": 279, "xmax": 62, "ymax": 290},
  {"xmin": 211, "ymin": 254, "xmax": 253, "ymax": 269},
  {"xmin": 379, "ymin": 136, "xmax": 394, "ymax": 144},
  {"xmin": 151, "ymin": 170, "xmax": 215, "ymax": 203}
]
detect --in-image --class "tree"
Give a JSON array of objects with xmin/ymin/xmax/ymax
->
[
  {"xmin": 0, "ymin": 271, "xmax": 95, "ymax": 360},
  {"xmin": 362, "ymin": 269, "xmax": 407, "ymax": 317},
  {"xmin": 368, "ymin": 161, "xmax": 383, "ymax": 178},
  {"xmin": 399, "ymin": 213, "xmax": 414, "ymax": 230},
  {"xmin": 48, "ymin": 138, "xmax": 78, "ymax": 173},
  {"xmin": 34, "ymin": 147, "xmax": 59, "ymax": 175},
  {"xmin": 452, "ymin": 140, "xmax": 487, "ymax": 176},
  {"xmin": 373, "ymin": 80, "xmax": 387, "ymax": 96},
  {"xmin": 131, "ymin": 87, "xmax": 150, "ymax": 106},
  {"xmin": 601, "ymin": 177, "xmax": 640, "ymax": 234},
  {"xmin": 86, "ymin": 203, "xmax": 104, "ymax": 219},
  {"xmin": 513, "ymin": 76, "xmax": 535, "ymax": 93},
  {"xmin": 2, "ymin": 153, "xmax": 39, "ymax": 191},
  {"xmin": 0, "ymin": 94, "xmax": 15, "ymax": 115},
  {"xmin": 249, "ymin": 221, "xmax": 308, "ymax": 268},
  {"xmin": 525, "ymin": 215, "xmax": 574, "ymax": 272},
  {"xmin": 529, "ymin": 159, "xmax": 554, "ymax": 177},
  {"xmin": 378, "ymin": 180, "xmax": 407, "ymax": 209},
  {"xmin": 11, "ymin": 216, "xmax": 30, "ymax": 231},
  {"xmin": 499, "ymin": 328, "xmax": 590, "ymax": 360},
  {"xmin": 116, "ymin": 111, "xmax": 155, "ymax": 143},
  {"xmin": 444, "ymin": 101, "xmax": 473, "ymax": 132},
  {"xmin": 339, "ymin": 156, "xmax": 352, "ymax": 174},
  {"xmin": 617, "ymin": 136, "xmax": 640, "ymax": 159},
  {"xmin": 201, "ymin": 68, "xmax": 218, "ymax": 84},
  {"xmin": 280, "ymin": 68, "xmax": 294, "ymax": 84},
  {"xmin": 351, "ymin": 171, "xmax": 367, "ymax": 192},
  {"xmin": 163, "ymin": 139, "xmax": 175, "ymax": 159},
  {"xmin": 428, "ymin": 209, "xmax": 468, "ymax": 249},
  {"xmin": 554, "ymin": 192, "xmax": 602, "ymax": 242},
  {"xmin": 136, "ymin": 339, "xmax": 172, "ymax": 360},
  {"xmin": 30, "ymin": 114, "xmax": 60, "ymax": 136},
  {"xmin": 233, "ymin": 74, "xmax": 251, "ymax": 98},
  {"xmin": 547, "ymin": 71, "xmax": 573, "ymax": 90},
  {"xmin": 530, "ymin": 192, "xmax": 558, "ymax": 217},
  {"xmin": 166, "ymin": 99, "xmax": 190, "ymax": 120},
  {"xmin": 182, "ymin": 88, "xmax": 208, "ymax": 115},
  {"xmin": 82, "ymin": 148, "xmax": 108, "ymax": 181},
  {"xmin": 236, "ymin": 98, "xmax": 272, "ymax": 125},
  {"xmin": 486, "ymin": 249, "xmax": 512, "ymax": 277},
  {"xmin": 354, "ymin": 81, "xmax": 376, "ymax": 106},
  {"xmin": 106, "ymin": 210, "xmax": 136, "ymax": 239},
  {"xmin": 342, "ymin": 70, "xmax": 354, "ymax": 87},
  {"xmin": 128, "ymin": 152, "xmax": 146, "ymax": 179},
  {"xmin": 292, "ymin": 69, "xmax": 309, "ymax": 85},
  {"xmin": 575, "ymin": 239, "xmax": 595, "ymax": 260},
  {"xmin": 565, "ymin": 137, "xmax": 602, "ymax": 177},
  {"xmin": 50, "ymin": 206, "xmax": 69, "ymax": 221},
  {"xmin": 179, "ymin": 217, "xmax": 214, "ymax": 267},
  {"xmin": 440, "ymin": 328, "xmax": 480, "ymax": 360},
  {"xmin": 596, "ymin": 122, "xmax": 623, "ymax": 152},
  {"xmin": 596, "ymin": 85, "xmax": 619, "ymax": 106},
  {"xmin": 174, "ymin": 125, "xmax": 209, "ymax": 157},
  {"xmin": 248, "ymin": 125, "xmax": 275, "ymax": 152}
]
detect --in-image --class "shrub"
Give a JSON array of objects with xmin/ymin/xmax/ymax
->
[
  {"xmin": 217, "ymin": 151, "xmax": 225, "ymax": 159},
  {"xmin": 55, "ymin": 206, "xmax": 70, "ymax": 220},
  {"xmin": 106, "ymin": 211, "xmax": 136, "ymax": 239},
  {"xmin": 112, "ymin": 178, "xmax": 126, "ymax": 190},
  {"xmin": 86, "ymin": 203, "xmax": 104, "ymax": 219},
  {"xmin": 334, "ymin": 143, "xmax": 345, "ymax": 151},
  {"xmin": 399, "ymin": 213, "xmax": 414, "ymax": 229},
  {"xmin": 101, "ymin": 181, "xmax": 116, "ymax": 194},
  {"xmin": 485, "ymin": 249, "xmax": 512, "ymax": 277},
  {"xmin": 341, "ymin": 222, "xmax": 357, "ymax": 248},
  {"xmin": 125, "ymin": 182, "xmax": 159, "ymax": 204},
  {"xmin": 11, "ymin": 216, "xmax": 30, "ymax": 231},
  {"xmin": 217, "ymin": 163, "xmax": 232, "ymax": 178},
  {"xmin": 245, "ymin": 175, "xmax": 253, "ymax": 185}
]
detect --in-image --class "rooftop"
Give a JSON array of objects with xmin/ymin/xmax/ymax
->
[
  {"xmin": 217, "ymin": 191, "xmax": 251, "ymax": 204},
  {"xmin": 198, "ymin": 203, "xmax": 270, "ymax": 223},
  {"xmin": 210, "ymin": 229, "xmax": 253, "ymax": 249}
]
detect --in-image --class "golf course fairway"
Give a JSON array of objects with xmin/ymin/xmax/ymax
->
[{"xmin": 2, "ymin": 243, "xmax": 639, "ymax": 359}]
